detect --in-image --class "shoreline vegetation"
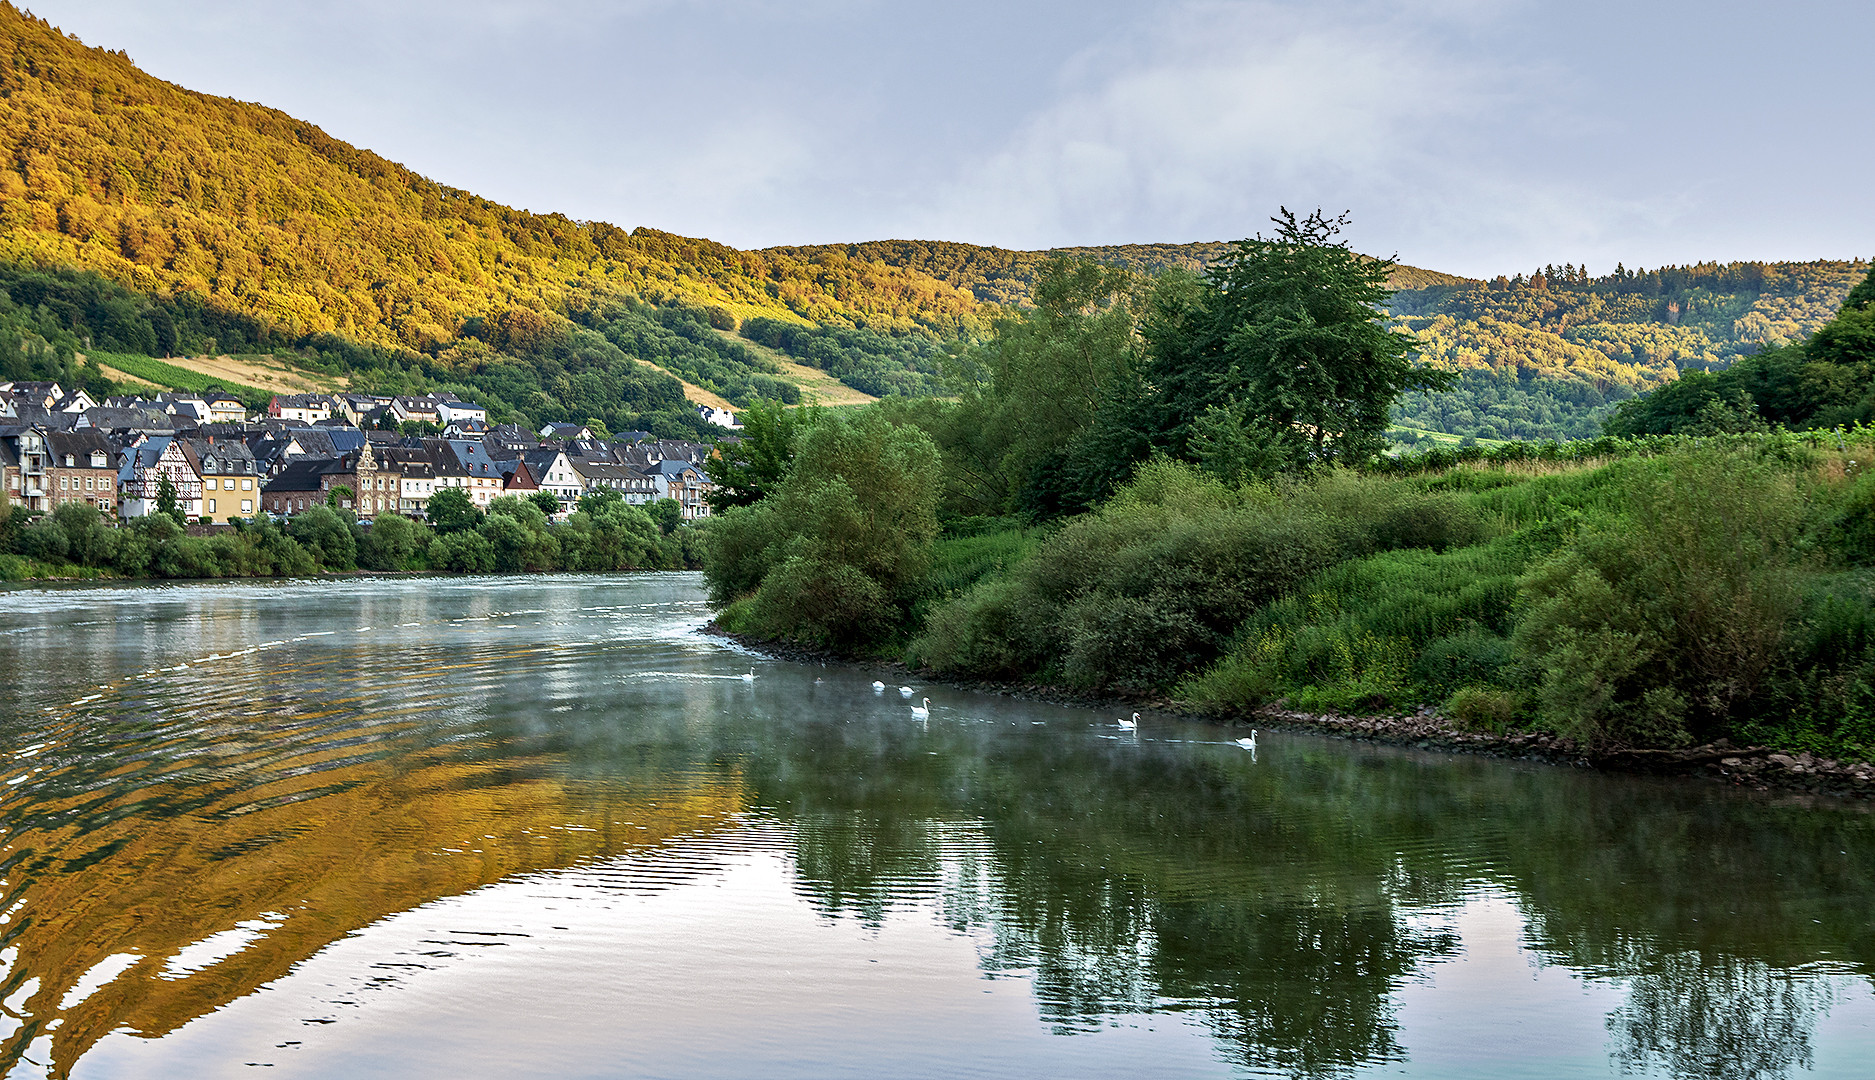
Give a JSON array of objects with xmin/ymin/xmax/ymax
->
[
  {"xmin": 708, "ymin": 625, "xmax": 1875, "ymax": 805},
  {"xmin": 703, "ymin": 219, "xmax": 1875, "ymax": 773},
  {"xmin": 0, "ymin": 489, "xmax": 705, "ymax": 582}
]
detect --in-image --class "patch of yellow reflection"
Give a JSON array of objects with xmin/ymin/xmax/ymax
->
[{"xmin": 0, "ymin": 744, "xmax": 743, "ymax": 1078}]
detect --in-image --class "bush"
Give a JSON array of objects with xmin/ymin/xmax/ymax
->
[
  {"xmin": 1445, "ymin": 686, "xmax": 1521, "ymax": 732},
  {"xmin": 16, "ymin": 519, "xmax": 68, "ymax": 563},
  {"xmin": 289, "ymin": 506, "xmax": 357, "ymax": 571},
  {"xmin": 429, "ymin": 529, "xmax": 494, "ymax": 573},
  {"xmin": 1514, "ymin": 451, "xmax": 1809, "ymax": 748},
  {"xmin": 701, "ymin": 408, "xmax": 942, "ymax": 649},
  {"xmin": 358, "ymin": 514, "xmax": 422, "ymax": 571},
  {"xmin": 912, "ymin": 461, "xmax": 1492, "ymax": 691}
]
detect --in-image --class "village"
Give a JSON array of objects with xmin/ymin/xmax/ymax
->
[{"xmin": 0, "ymin": 382, "xmax": 730, "ymax": 526}]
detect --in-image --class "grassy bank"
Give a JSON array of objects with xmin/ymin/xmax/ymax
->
[{"xmin": 716, "ymin": 427, "xmax": 1875, "ymax": 764}]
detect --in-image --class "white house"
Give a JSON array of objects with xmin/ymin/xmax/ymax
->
[
  {"xmin": 696, "ymin": 405, "xmax": 740, "ymax": 430},
  {"xmin": 117, "ymin": 436, "xmax": 204, "ymax": 520},
  {"xmin": 435, "ymin": 399, "xmax": 487, "ymax": 426}
]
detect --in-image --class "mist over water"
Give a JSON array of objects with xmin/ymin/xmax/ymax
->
[{"xmin": 0, "ymin": 574, "xmax": 1871, "ymax": 1078}]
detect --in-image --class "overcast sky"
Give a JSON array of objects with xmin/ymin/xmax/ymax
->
[{"xmin": 23, "ymin": 0, "xmax": 1875, "ymax": 277}]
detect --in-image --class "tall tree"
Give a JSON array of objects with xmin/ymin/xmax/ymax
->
[{"xmin": 1147, "ymin": 209, "xmax": 1448, "ymax": 468}]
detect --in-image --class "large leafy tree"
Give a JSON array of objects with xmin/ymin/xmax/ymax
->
[
  {"xmin": 941, "ymin": 258, "xmax": 1152, "ymax": 518},
  {"xmin": 1146, "ymin": 209, "xmax": 1448, "ymax": 467},
  {"xmin": 704, "ymin": 399, "xmax": 811, "ymax": 512}
]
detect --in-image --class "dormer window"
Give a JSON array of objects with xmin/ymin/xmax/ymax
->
[{"xmin": 63, "ymin": 455, "xmax": 73, "ymax": 467}]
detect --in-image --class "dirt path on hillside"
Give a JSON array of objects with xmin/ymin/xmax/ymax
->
[
  {"xmin": 713, "ymin": 330, "xmax": 879, "ymax": 407},
  {"xmin": 163, "ymin": 355, "xmax": 345, "ymax": 394}
]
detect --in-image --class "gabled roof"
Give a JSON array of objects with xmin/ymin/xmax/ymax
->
[
  {"xmin": 502, "ymin": 459, "xmax": 539, "ymax": 490},
  {"xmin": 262, "ymin": 457, "xmax": 343, "ymax": 494},
  {"xmin": 44, "ymin": 428, "xmax": 113, "ymax": 464}
]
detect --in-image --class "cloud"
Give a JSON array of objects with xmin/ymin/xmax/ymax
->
[{"xmin": 915, "ymin": 2, "xmax": 1530, "ymax": 251}]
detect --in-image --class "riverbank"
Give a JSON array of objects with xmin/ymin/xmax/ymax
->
[{"xmin": 707, "ymin": 624, "xmax": 1875, "ymax": 803}]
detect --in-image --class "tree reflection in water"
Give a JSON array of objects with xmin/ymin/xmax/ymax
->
[
  {"xmin": 1610, "ymin": 952, "xmax": 1836, "ymax": 1080},
  {"xmin": 1, "ymin": 576, "xmax": 1872, "ymax": 1079}
]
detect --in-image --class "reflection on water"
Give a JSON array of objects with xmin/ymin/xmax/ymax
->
[{"xmin": 0, "ymin": 574, "xmax": 1870, "ymax": 1078}]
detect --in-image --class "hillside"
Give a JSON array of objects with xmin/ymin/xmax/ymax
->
[
  {"xmin": 765, "ymin": 238, "xmax": 1473, "ymax": 307},
  {"xmin": 1388, "ymin": 260, "xmax": 1870, "ymax": 440},
  {"xmin": 0, "ymin": 3, "xmax": 1862, "ymax": 442}
]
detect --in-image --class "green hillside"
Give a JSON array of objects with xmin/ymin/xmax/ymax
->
[
  {"xmin": 1389, "ymin": 260, "xmax": 1871, "ymax": 440},
  {"xmin": 1, "ymin": 2, "xmax": 1862, "ymax": 441},
  {"xmin": 766, "ymin": 238, "xmax": 1472, "ymax": 307}
]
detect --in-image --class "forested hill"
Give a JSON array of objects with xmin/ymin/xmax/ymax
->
[
  {"xmin": 2, "ymin": 3, "xmax": 1863, "ymax": 443},
  {"xmin": 1388, "ymin": 259, "xmax": 1870, "ymax": 442},
  {"xmin": 0, "ymin": 4, "xmax": 985, "ymax": 344},
  {"xmin": 0, "ymin": 3, "xmax": 986, "ymax": 431},
  {"xmin": 764, "ymin": 239, "xmax": 1472, "ymax": 307}
]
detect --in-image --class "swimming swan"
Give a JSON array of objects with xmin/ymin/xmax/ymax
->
[
  {"xmin": 911, "ymin": 698, "xmax": 931, "ymax": 719},
  {"xmin": 741, "ymin": 670, "xmax": 756, "ymax": 683},
  {"xmin": 1235, "ymin": 730, "xmax": 1258, "ymax": 750},
  {"xmin": 899, "ymin": 685, "xmax": 915, "ymax": 698},
  {"xmin": 872, "ymin": 681, "xmax": 886, "ymax": 692},
  {"xmin": 1117, "ymin": 713, "xmax": 1139, "ymax": 730}
]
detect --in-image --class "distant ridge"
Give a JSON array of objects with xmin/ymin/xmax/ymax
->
[{"xmin": 763, "ymin": 239, "xmax": 1474, "ymax": 308}]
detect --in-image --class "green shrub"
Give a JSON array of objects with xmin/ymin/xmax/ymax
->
[
  {"xmin": 1445, "ymin": 687, "xmax": 1522, "ymax": 733},
  {"xmin": 1514, "ymin": 451, "xmax": 1809, "ymax": 749},
  {"xmin": 701, "ymin": 408, "xmax": 942, "ymax": 649},
  {"xmin": 429, "ymin": 529, "xmax": 494, "ymax": 573},
  {"xmin": 289, "ymin": 506, "xmax": 357, "ymax": 571},
  {"xmin": 358, "ymin": 514, "xmax": 421, "ymax": 571}
]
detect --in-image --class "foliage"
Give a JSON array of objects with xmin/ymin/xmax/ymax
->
[
  {"xmin": 153, "ymin": 474, "xmax": 181, "ymax": 525},
  {"xmin": 1513, "ymin": 452, "xmax": 1809, "ymax": 749},
  {"xmin": 1144, "ymin": 210, "xmax": 1449, "ymax": 469},
  {"xmin": 910, "ymin": 461, "xmax": 1485, "ymax": 691},
  {"xmin": 703, "ymin": 398, "xmax": 810, "ymax": 512},
  {"xmin": 1389, "ymin": 260, "xmax": 1868, "ymax": 441},
  {"xmin": 425, "ymin": 487, "xmax": 482, "ymax": 533},
  {"xmin": 929, "ymin": 257, "xmax": 1154, "ymax": 517},
  {"xmin": 1605, "ymin": 264, "xmax": 1875, "ymax": 437},
  {"xmin": 705, "ymin": 408, "xmax": 941, "ymax": 649}
]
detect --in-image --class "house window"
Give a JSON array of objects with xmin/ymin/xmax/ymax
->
[
  {"xmin": 207, "ymin": 499, "xmax": 217, "ymax": 513},
  {"xmin": 225, "ymin": 478, "xmax": 236, "ymax": 490},
  {"xmin": 242, "ymin": 500, "xmax": 252, "ymax": 513},
  {"xmin": 242, "ymin": 479, "xmax": 252, "ymax": 491}
]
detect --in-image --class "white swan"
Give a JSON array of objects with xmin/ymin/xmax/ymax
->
[
  {"xmin": 871, "ymin": 681, "xmax": 886, "ymax": 692},
  {"xmin": 910, "ymin": 698, "xmax": 930, "ymax": 719},
  {"xmin": 899, "ymin": 685, "xmax": 915, "ymax": 698},
  {"xmin": 1235, "ymin": 730, "xmax": 1258, "ymax": 750},
  {"xmin": 741, "ymin": 669, "xmax": 756, "ymax": 683},
  {"xmin": 1117, "ymin": 713, "xmax": 1139, "ymax": 730}
]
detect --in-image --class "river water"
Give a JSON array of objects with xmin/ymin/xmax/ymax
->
[{"xmin": 0, "ymin": 573, "xmax": 1871, "ymax": 1079}]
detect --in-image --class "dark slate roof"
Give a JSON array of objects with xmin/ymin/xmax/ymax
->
[
  {"xmin": 44, "ymin": 428, "xmax": 112, "ymax": 464},
  {"xmin": 262, "ymin": 457, "xmax": 342, "ymax": 493}
]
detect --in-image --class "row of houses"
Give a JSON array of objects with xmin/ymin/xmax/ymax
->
[{"xmin": 0, "ymin": 384, "xmax": 722, "ymax": 524}]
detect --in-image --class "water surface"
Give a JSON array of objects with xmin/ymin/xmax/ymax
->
[{"xmin": 0, "ymin": 574, "xmax": 1871, "ymax": 1078}]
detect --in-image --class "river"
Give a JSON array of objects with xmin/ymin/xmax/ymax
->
[{"xmin": 0, "ymin": 573, "xmax": 1870, "ymax": 1079}]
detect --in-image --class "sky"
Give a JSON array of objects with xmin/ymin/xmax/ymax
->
[{"xmin": 21, "ymin": 0, "xmax": 1875, "ymax": 277}]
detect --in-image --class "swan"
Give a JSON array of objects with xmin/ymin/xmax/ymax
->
[
  {"xmin": 899, "ymin": 685, "xmax": 915, "ymax": 698},
  {"xmin": 741, "ymin": 669, "xmax": 756, "ymax": 683},
  {"xmin": 910, "ymin": 698, "xmax": 931, "ymax": 719},
  {"xmin": 1235, "ymin": 730, "xmax": 1258, "ymax": 750},
  {"xmin": 1117, "ymin": 713, "xmax": 1139, "ymax": 730},
  {"xmin": 871, "ymin": 681, "xmax": 886, "ymax": 692}
]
